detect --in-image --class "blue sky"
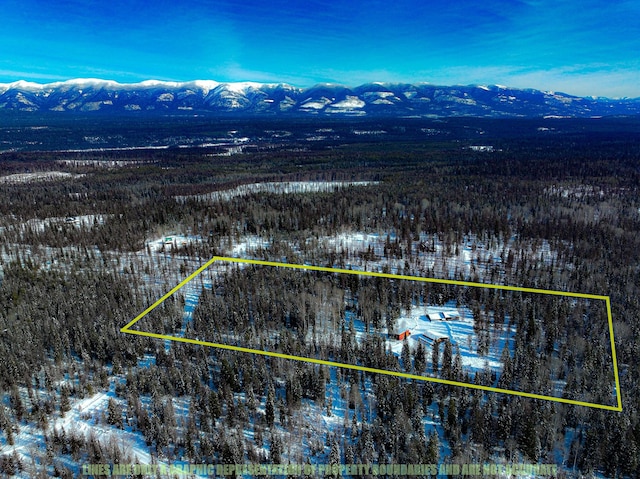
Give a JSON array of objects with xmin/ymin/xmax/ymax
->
[{"xmin": 1, "ymin": 0, "xmax": 639, "ymax": 97}]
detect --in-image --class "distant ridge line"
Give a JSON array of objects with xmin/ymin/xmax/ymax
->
[{"xmin": 1, "ymin": 78, "xmax": 639, "ymax": 117}]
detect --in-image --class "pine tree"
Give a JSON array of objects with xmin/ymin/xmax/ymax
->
[
  {"xmin": 265, "ymin": 386, "xmax": 275, "ymax": 427},
  {"xmin": 271, "ymin": 432, "xmax": 283, "ymax": 464},
  {"xmin": 442, "ymin": 340, "xmax": 452, "ymax": 379},
  {"xmin": 445, "ymin": 397, "xmax": 460, "ymax": 446},
  {"xmin": 328, "ymin": 435, "xmax": 341, "ymax": 478},
  {"xmin": 431, "ymin": 342, "xmax": 440, "ymax": 374},
  {"xmin": 426, "ymin": 430, "xmax": 439, "ymax": 464},
  {"xmin": 59, "ymin": 386, "xmax": 71, "ymax": 417},
  {"xmin": 360, "ymin": 425, "xmax": 376, "ymax": 465},
  {"xmin": 107, "ymin": 397, "xmax": 123, "ymax": 428},
  {"xmin": 451, "ymin": 346, "xmax": 462, "ymax": 381},
  {"xmin": 413, "ymin": 342, "xmax": 426, "ymax": 374},
  {"xmin": 401, "ymin": 338, "xmax": 411, "ymax": 372},
  {"xmin": 9, "ymin": 387, "xmax": 24, "ymax": 422},
  {"xmin": 520, "ymin": 415, "xmax": 541, "ymax": 462},
  {"xmin": 209, "ymin": 389, "xmax": 221, "ymax": 424}
]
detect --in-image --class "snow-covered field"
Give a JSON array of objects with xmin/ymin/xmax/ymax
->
[
  {"xmin": 18, "ymin": 214, "xmax": 109, "ymax": 234},
  {"xmin": 56, "ymin": 158, "xmax": 154, "ymax": 168},
  {"xmin": 313, "ymin": 229, "xmax": 559, "ymax": 283},
  {"xmin": 0, "ymin": 171, "xmax": 84, "ymax": 184},
  {"xmin": 174, "ymin": 181, "xmax": 379, "ymax": 203},
  {"xmin": 383, "ymin": 302, "xmax": 515, "ymax": 375}
]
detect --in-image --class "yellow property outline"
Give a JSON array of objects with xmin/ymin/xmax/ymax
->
[{"xmin": 121, "ymin": 256, "xmax": 622, "ymax": 411}]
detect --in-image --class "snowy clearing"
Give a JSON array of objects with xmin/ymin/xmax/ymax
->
[
  {"xmin": 174, "ymin": 180, "xmax": 379, "ymax": 203},
  {"xmin": 0, "ymin": 171, "xmax": 84, "ymax": 184}
]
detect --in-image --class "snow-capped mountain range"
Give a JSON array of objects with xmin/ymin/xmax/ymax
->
[{"xmin": 0, "ymin": 78, "xmax": 639, "ymax": 117}]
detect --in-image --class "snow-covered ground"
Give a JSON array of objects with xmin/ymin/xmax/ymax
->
[
  {"xmin": 313, "ymin": 230, "xmax": 560, "ymax": 282},
  {"xmin": 56, "ymin": 158, "xmax": 154, "ymax": 168},
  {"xmin": 0, "ymin": 171, "xmax": 84, "ymax": 184},
  {"xmin": 228, "ymin": 235, "xmax": 271, "ymax": 257},
  {"xmin": 0, "ymin": 384, "xmax": 170, "ymax": 478},
  {"xmin": 383, "ymin": 302, "xmax": 515, "ymax": 375},
  {"xmin": 147, "ymin": 233, "xmax": 196, "ymax": 253},
  {"xmin": 18, "ymin": 214, "xmax": 109, "ymax": 234},
  {"xmin": 174, "ymin": 181, "xmax": 379, "ymax": 203}
]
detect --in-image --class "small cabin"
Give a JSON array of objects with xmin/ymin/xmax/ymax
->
[
  {"xmin": 391, "ymin": 318, "xmax": 411, "ymax": 341},
  {"xmin": 396, "ymin": 330, "xmax": 411, "ymax": 341}
]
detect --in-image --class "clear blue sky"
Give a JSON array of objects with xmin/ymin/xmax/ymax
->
[{"xmin": 1, "ymin": 0, "xmax": 639, "ymax": 97}]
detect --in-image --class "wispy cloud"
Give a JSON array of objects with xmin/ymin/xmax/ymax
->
[
  {"xmin": 418, "ymin": 64, "xmax": 640, "ymax": 98},
  {"xmin": 0, "ymin": 69, "xmax": 69, "ymax": 83}
]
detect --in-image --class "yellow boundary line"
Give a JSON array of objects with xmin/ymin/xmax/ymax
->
[{"xmin": 121, "ymin": 256, "xmax": 622, "ymax": 411}]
